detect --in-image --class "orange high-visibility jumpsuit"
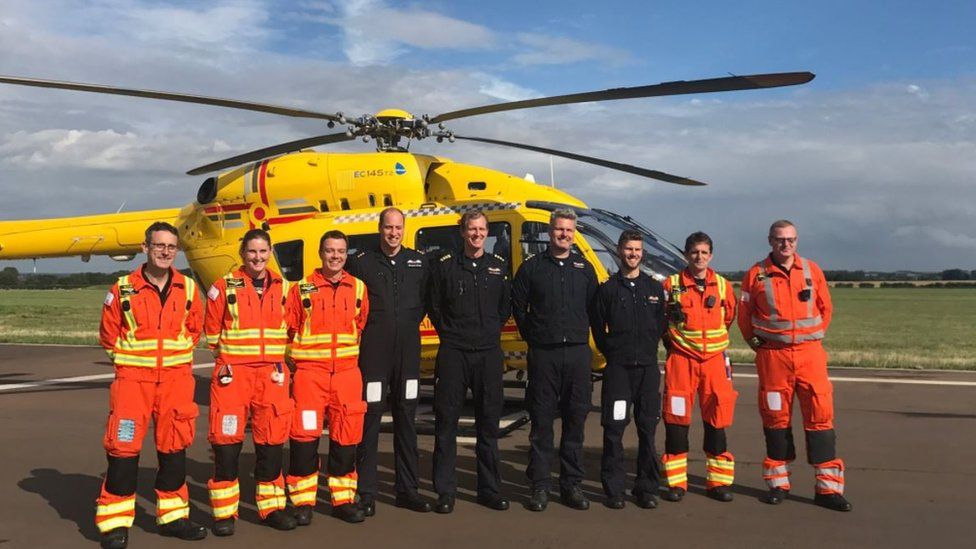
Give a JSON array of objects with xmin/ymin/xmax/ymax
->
[
  {"xmin": 284, "ymin": 270, "xmax": 368, "ymax": 509},
  {"xmin": 661, "ymin": 269, "xmax": 737, "ymax": 491},
  {"xmin": 739, "ymin": 255, "xmax": 845, "ymax": 496},
  {"xmin": 204, "ymin": 268, "xmax": 293, "ymax": 521},
  {"xmin": 95, "ymin": 267, "xmax": 202, "ymax": 534}
]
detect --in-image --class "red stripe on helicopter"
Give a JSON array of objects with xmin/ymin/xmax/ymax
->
[
  {"xmin": 266, "ymin": 213, "xmax": 316, "ymax": 226},
  {"xmin": 258, "ymin": 160, "xmax": 270, "ymax": 206},
  {"xmin": 203, "ymin": 203, "xmax": 249, "ymax": 214}
]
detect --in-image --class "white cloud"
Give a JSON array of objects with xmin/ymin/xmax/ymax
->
[{"xmin": 513, "ymin": 33, "xmax": 633, "ymax": 66}]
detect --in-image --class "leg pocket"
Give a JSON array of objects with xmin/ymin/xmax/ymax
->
[
  {"xmin": 703, "ymin": 390, "xmax": 738, "ymax": 430},
  {"xmin": 806, "ymin": 388, "xmax": 835, "ymax": 428},
  {"xmin": 663, "ymin": 390, "xmax": 692, "ymax": 425},
  {"xmin": 332, "ymin": 400, "xmax": 367, "ymax": 446},
  {"xmin": 209, "ymin": 405, "xmax": 246, "ymax": 446},
  {"xmin": 104, "ymin": 411, "xmax": 146, "ymax": 457},
  {"xmin": 160, "ymin": 402, "xmax": 199, "ymax": 452},
  {"xmin": 253, "ymin": 399, "xmax": 294, "ymax": 446}
]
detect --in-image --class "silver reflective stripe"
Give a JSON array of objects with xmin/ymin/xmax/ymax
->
[
  {"xmin": 753, "ymin": 328, "xmax": 793, "ymax": 343},
  {"xmin": 752, "ymin": 317, "xmax": 793, "ymax": 330},
  {"xmin": 800, "ymin": 258, "xmax": 815, "ymax": 319},
  {"xmin": 760, "ymin": 263, "xmax": 778, "ymax": 321},
  {"xmin": 816, "ymin": 479, "xmax": 844, "ymax": 493},
  {"xmin": 767, "ymin": 476, "xmax": 790, "ymax": 488},
  {"xmin": 764, "ymin": 465, "xmax": 789, "ymax": 476},
  {"xmin": 795, "ymin": 316, "xmax": 823, "ymax": 328},
  {"xmin": 795, "ymin": 331, "xmax": 825, "ymax": 342},
  {"xmin": 817, "ymin": 467, "xmax": 844, "ymax": 478}
]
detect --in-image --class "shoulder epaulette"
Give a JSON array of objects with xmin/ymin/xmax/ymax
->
[
  {"xmin": 524, "ymin": 253, "xmax": 536, "ymax": 261},
  {"xmin": 440, "ymin": 253, "xmax": 452, "ymax": 262},
  {"xmin": 493, "ymin": 253, "xmax": 506, "ymax": 262},
  {"xmin": 355, "ymin": 250, "xmax": 367, "ymax": 258}
]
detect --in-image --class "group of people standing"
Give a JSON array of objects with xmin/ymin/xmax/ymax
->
[{"xmin": 93, "ymin": 206, "xmax": 850, "ymax": 549}]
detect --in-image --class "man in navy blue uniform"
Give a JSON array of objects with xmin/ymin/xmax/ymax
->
[
  {"xmin": 590, "ymin": 229, "xmax": 666, "ymax": 509},
  {"xmin": 428, "ymin": 210, "xmax": 512, "ymax": 513},
  {"xmin": 512, "ymin": 208, "xmax": 598, "ymax": 512}
]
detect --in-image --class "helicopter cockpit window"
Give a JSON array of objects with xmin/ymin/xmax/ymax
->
[
  {"xmin": 272, "ymin": 240, "xmax": 304, "ymax": 282},
  {"xmin": 575, "ymin": 208, "xmax": 685, "ymax": 281},
  {"xmin": 416, "ymin": 222, "xmax": 512, "ymax": 267},
  {"xmin": 347, "ymin": 233, "xmax": 379, "ymax": 256}
]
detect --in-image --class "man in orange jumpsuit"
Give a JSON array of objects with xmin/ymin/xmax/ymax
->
[
  {"xmin": 204, "ymin": 228, "xmax": 297, "ymax": 536},
  {"xmin": 661, "ymin": 232, "xmax": 738, "ymax": 503},
  {"xmin": 739, "ymin": 219, "xmax": 852, "ymax": 512},
  {"xmin": 285, "ymin": 230, "xmax": 369, "ymax": 525},
  {"xmin": 96, "ymin": 222, "xmax": 207, "ymax": 549}
]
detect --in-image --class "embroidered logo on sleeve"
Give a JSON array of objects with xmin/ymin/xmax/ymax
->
[
  {"xmin": 207, "ymin": 285, "xmax": 220, "ymax": 301},
  {"xmin": 226, "ymin": 278, "xmax": 245, "ymax": 289},
  {"xmin": 104, "ymin": 292, "xmax": 115, "ymax": 307}
]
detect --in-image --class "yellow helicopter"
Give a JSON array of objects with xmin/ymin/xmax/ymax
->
[{"xmin": 0, "ymin": 71, "xmax": 814, "ymax": 376}]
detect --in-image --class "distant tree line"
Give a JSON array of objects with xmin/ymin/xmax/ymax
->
[
  {"xmin": 719, "ymin": 269, "xmax": 976, "ymax": 282},
  {"xmin": 0, "ymin": 267, "xmax": 194, "ymax": 289}
]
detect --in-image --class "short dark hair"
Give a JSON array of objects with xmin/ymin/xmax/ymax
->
[
  {"xmin": 459, "ymin": 210, "xmax": 487, "ymax": 230},
  {"xmin": 617, "ymin": 229, "xmax": 642, "ymax": 249},
  {"xmin": 768, "ymin": 219, "xmax": 795, "ymax": 236},
  {"xmin": 239, "ymin": 228, "xmax": 271, "ymax": 254},
  {"xmin": 144, "ymin": 221, "xmax": 179, "ymax": 244},
  {"xmin": 319, "ymin": 230, "xmax": 348, "ymax": 251},
  {"xmin": 684, "ymin": 231, "xmax": 713, "ymax": 253},
  {"xmin": 378, "ymin": 207, "xmax": 405, "ymax": 229}
]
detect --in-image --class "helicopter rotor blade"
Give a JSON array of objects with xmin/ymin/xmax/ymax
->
[
  {"xmin": 431, "ymin": 72, "xmax": 814, "ymax": 123},
  {"xmin": 187, "ymin": 132, "xmax": 355, "ymax": 176},
  {"xmin": 450, "ymin": 135, "xmax": 705, "ymax": 186},
  {"xmin": 0, "ymin": 75, "xmax": 344, "ymax": 122}
]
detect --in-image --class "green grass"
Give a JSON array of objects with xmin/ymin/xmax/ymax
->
[{"xmin": 1, "ymin": 287, "xmax": 974, "ymax": 369}]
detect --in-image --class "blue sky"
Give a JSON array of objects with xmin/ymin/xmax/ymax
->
[{"xmin": 1, "ymin": 0, "xmax": 974, "ymax": 272}]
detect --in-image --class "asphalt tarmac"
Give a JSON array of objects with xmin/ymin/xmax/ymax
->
[{"xmin": 1, "ymin": 343, "xmax": 973, "ymax": 548}]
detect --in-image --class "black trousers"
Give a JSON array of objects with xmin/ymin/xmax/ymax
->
[
  {"xmin": 433, "ymin": 346, "xmax": 504, "ymax": 497},
  {"xmin": 600, "ymin": 363, "xmax": 661, "ymax": 498},
  {"xmin": 356, "ymin": 331, "xmax": 421, "ymax": 500},
  {"xmin": 525, "ymin": 343, "xmax": 592, "ymax": 492}
]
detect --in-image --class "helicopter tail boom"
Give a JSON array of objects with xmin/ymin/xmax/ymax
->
[{"xmin": 0, "ymin": 208, "xmax": 181, "ymax": 260}]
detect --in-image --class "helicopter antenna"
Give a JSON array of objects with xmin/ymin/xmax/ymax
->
[{"xmin": 116, "ymin": 201, "xmax": 126, "ymax": 213}]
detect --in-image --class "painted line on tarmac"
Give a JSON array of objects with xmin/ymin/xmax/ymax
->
[
  {"xmin": 0, "ymin": 363, "xmax": 215, "ymax": 393},
  {"xmin": 731, "ymin": 372, "xmax": 976, "ymax": 387}
]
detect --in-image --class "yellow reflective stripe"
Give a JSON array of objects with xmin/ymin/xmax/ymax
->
[
  {"xmin": 227, "ymin": 286, "xmax": 240, "ymax": 332},
  {"xmin": 290, "ymin": 349, "xmax": 333, "ymax": 360},
  {"xmin": 263, "ymin": 345, "xmax": 287, "ymax": 354},
  {"xmin": 704, "ymin": 328, "xmax": 729, "ymax": 337},
  {"xmin": 220, "ymin": 344, "xmax": 262, "ymax": 354},
  {"xmin": 328, "ymin": 477, "xmax": 358, "ymax": 489},
  {"xmin": 707, "ymin": 458, "xmax": 734, "ymax": 469},
  {"xmin": 97, "ymin": 515, "xmax": 135, "ymax": 533},
  {"xmin": 330, "ymin": 489, "xmax": 356, "ymax": 502},
  {"xmin": 158, "ymin": 496, "xmax": 187, "ymax": 511},
  {"xmin": 716, "ymin": 273, "xmax": 727, "ymax": 301},
  {"xmin": 206, "ymin": 333, "xmax": 220, "ymax": 346},
  {"xmin": 288, "ymin": 475, "xmax": 318, "ymax": 492},
  {"xmin": 162, "ymin": 338, "xmax": 194, "ymax": 351},
  {"xmin": 256, "ymin": 483, "xmax": 284, "ymax": 496},
  {"xmin": 113, "ymin": 355, "xmax": 158, "ymax": 367},
  {"xmin": 663, "ymin": 458, "xmax": 687, "ymax": 471},
  {"xmin": 158, "ymin": 508, "xmax": 189, "ymax": 525},
  {"xmin": 256, "ymin": 498, "xmax": 281, "ymax": 511},
  {"xmin": 96, "ymin": 498, "xmax": 135, "ymax": 516},
  {"xmin": 209, "ymin": 484, "xmax": 240, "ymax": 499},
  {"xmin": 666, "ymin": 473, "xmax": 688, "ymax": 484},
  {"xmin": 335, "ymin": 334, "xmax": 358, "ymax": 343},
  {"xmin": 161, "ymin": 352, "xmax": 194, "ymax": 366},
  {"xmin": 212, "ymin": 502, "xmax": 238, "ymax": 518},
  {"xmin": 289, "ymin": 492, "xmax": 317, "ymax": 506},
  {"xmin": 223, "ymin": 328, "xmax": 288, "ymax": 340},
  {"xmin": 296, "ymin": 333, "xmax": 333, "ymax": 344},
  {"xmin": 117, "ymin": 340, "xmax": 158, "ymax": 351},
  {"xmin": 354, "ymin": 279, "xmax": 364, "ymax": 317},
  {"xmin": 707, "ymin": 472, "xmax": 735, "ymax": 484},
  {"xmin": 334, "ymin": 346, "xmax": 359, "ymax": 358}
]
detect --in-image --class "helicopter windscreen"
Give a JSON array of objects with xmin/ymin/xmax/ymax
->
[{"xmin": 573, "ymin": 207, "xmax": 686, "ymax": 281}]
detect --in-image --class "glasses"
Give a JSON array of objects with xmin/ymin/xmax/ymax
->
[
  {"xmin": 149, "ymin": 243, "xmax": 179, "ymax": 252},
  {"xmin": 770, "ymin": 237, "xmax": 797, "ymax": 245}
]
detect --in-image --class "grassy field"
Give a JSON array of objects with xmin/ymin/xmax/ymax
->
[{"xmin": 1, "ymin": 287, "xmax": 974, "ymax": 370}]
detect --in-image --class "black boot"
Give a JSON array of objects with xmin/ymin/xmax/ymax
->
[
  {"xmin": 604, "ymin": 495, "xmax": 625, "ymax": 509},
  {"xmin": 212, "ymin": 518, "xmax": 235, "ymax": 537},
  {"xmin": 263, "ymin": 509, "xmax": 298, "ymax": 530},
  {"xmin": 477, "ymin": 493, "xmax": 510, "ymax": 511},
  {"xmin": 560, "ymin": 486, "xmax": 590, "ymax": 511},
  {"xmin": 294, "ymin": 506, "xmax": 313, "ymax": 526},
  {"xmin": 100, "ymin": 527, "xmax": 128, "ymax": 549},
  {"xmin": 814, "ymin": 493, "xmax": 853, "ymax": 512},
  {"xmin": 661, "ymin": 487, "xmax": 685, "ymax": 502},
  {"xmin": 359, "ymin": 498, "xmax": 375, "ymax": 517},
  {"xmin": 762, "ymin": 487, "xmax": 789, "ymax": 505},
  {"xmin": 158, "ymin": 518, "xmax": 207, "ymax": 541},
  {"xmin": 332, "ymin": 502, "xmax": 365, "ymax": 523},
  {"xmin": 707, "ymin": 486, "xmax": 734, "ymax": 502},
  {"xmin": 395, "ymin": 492, "xmax": 432, "ymax": 513},
  {"xmin": 525, "ymin": 488, "xmax": 548, "ymax": 512},
  {"xmin": 435, "ymin": 494, "xmax": 455, "ymax": 514}
]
